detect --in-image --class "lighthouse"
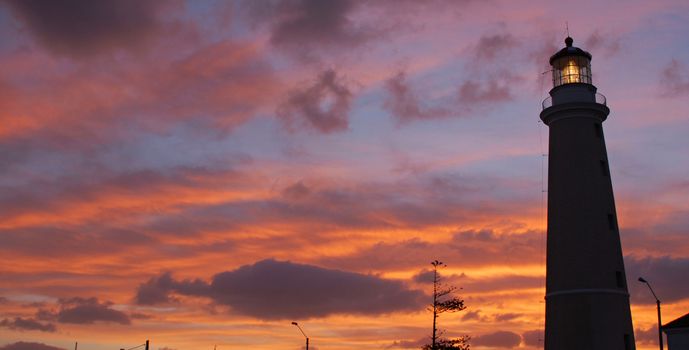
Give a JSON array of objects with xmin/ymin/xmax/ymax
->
[{"xmin": 540, "ymin": 37, "xmax": 636, "ymax": 350}]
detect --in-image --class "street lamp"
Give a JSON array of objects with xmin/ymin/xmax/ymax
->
[
  {"xmin": 638, "ymin": 277, "xmax": 663, "ymax": 350},
  {"xmin": 291, "ymin": 321, "xmax": 309, "ymax": 350}
]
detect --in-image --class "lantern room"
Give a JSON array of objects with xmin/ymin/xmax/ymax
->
[{"xmin": 550, "ymin": 37, "xmax": 592, "ymax": 87}]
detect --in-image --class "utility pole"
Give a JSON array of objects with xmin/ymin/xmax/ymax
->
[
  {"xmin": 639, "ymin": 277, "xmax": 663, "ymax": 350},
  {"xmin": 291, "ymin": 322, "xmax": 309, "ymax": 350}
]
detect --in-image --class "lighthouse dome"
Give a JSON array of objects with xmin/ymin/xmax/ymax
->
[{"xmin": 549, "ymin": 37, "xmax": 593, "ymax": 87}]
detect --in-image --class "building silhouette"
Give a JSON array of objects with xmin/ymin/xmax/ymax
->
[
  {"xmin": 663, "ymin": 312, "xmax": 689, "ymax": 350},
  {"xmin": 540, "ymin": 37, "xmax": 636, "ymax": 350}
]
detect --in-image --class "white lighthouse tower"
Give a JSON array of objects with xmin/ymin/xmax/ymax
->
[{"xmin": 540, "ymin": 37, "xmax": 636, "ymax": 350}]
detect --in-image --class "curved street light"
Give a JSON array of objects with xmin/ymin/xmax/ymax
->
[
  {"xmin": 638, "ymin": 277, "xmax": 663, "ymax": 350},
  {"xmin": 291, "ymin": 322, "xmax": 309, "ymax": 350}
]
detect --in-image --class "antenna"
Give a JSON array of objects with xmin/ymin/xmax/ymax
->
[{"xmin": 565, "ymin": 22, "xmax": 570, "ymax": 37}]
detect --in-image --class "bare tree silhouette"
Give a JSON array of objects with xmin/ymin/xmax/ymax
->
[{"xmin": 424, "ymin": 260, "xmax": 470, "ymax": 350}]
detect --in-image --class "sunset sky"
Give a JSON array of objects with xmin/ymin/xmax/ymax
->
[{"xmin": 1, "ymin": 0, "xmax": 689, "ymax": 349}]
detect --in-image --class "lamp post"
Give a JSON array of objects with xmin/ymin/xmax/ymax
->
[
  {"xmin": 639, "ymin": 277, "xmax": 663, "ymax": 350},
  {"xmin": 291, "ymin": 322, "xmax": 309, "ymax": 350}
]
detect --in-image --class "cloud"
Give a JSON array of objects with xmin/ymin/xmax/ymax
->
[
  {"xmin": 0, "ymin": 226, "xmax": 155, "ymax": 259},
  {"xmin": 412, "ymin": 269, "xmax": 435, "ymax": 284},
  {"xmin": 0, "ymin": 39, "xmax": 277, "ymax": 171},
  {"xmin": 40, "ymin": 297, "xmax": 131, "ymax": 325},
  {"xmin": 0, "ymin": 318, "xmax": 56, "ymax": 332},
  {"xmin": 633, "ymin": 326, "xmax": 657, "ymax": 345},
  {"xmin": 493, "ymin": 313, "xmax": 522, "ymax": 322},
  {"xmin": 472, "ymin": 331, "xmax": 521, "ymax": 348},
  {"xmin": 244, "ymin": 0, "xmax": 373, "ymax": 57},
  {"xmin": 282, "ymin": 181, "xmax": 311, "ymax": 200},
  {"xmin": 583, "ymin": 31, "xmax": 621, "ymax": 57},
  {"xmin": 135, "ymin": 272, "xmax": 208, "ymax": 305},
  {"xmin": 475, "ymin": 34, "xmax": 516, "ymax": 60},
  {"xmin": 521, "ymin": 330, "xmax": 543, "ymax": 347},
  {"xmin": 462, "ymin": 309, "xmax": 482, "ymax": 321},
  {"xmin": 0, "ymin": 343, "xmax": 66, "ymax": 350},
  {"xmin": 4, "ymin": 0, "xmax": 178, "ymax": 57},
  {"xmin": 457, "ymin": 79, "xmax": 512, "ymax": 104},
  {"xmin": 383, "ymin": 71, "xmax": 451, "ymax": 122},
  {"xmin": 385, "ymin": 338, "xmax": 426, "ymax": 349},
  {"xmin": 321, "ymin": 230, "xmax": 544, "ymax": 272},
  {"xmin": 278, "ymin": 69, "xmax": 353, "ymax": 133},
  {"xmin": 136, "ymin": 259, "xmax": 425, "ymax": 319},
  {"xmin": 660, "ymin": 59, "xmax": 689, "ymax": 96},
  {"xmin": 625, "ymin": 255, "xmax": 689, "ymax": 304}
]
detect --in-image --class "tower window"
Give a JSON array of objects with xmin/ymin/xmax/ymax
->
[
  {"xmin": 608, "ymin": 214, "xmax": 616, "ymax": 230},
  {"xmin": 594, "ymin": 123, "xmax": 603, "ymax": 138},
  {"xmin": 616, "ymin": 271, "xmax": 625, "ymax": 288},
  {"xmin": 600, "ymin": 160, "xmax": 609, "ymax": 176}
]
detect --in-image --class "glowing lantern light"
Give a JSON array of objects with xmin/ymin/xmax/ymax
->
[{"xmin": 550, "ymin": 37, "xmax": 592, "ymax": 87}]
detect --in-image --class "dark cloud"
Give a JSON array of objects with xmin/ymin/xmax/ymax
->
[
  {"xmin": 278, "ymin": 69, "xmax": 353, "ymax": 133},
  {"xmin": 660, "ymin": 59, "xmax": 689, "ymax": 96},
  {"xmin": 475, "ymin": 34, "xmax": 516, "ymax": 60},
  {"xmin": 462, "ymin": 309, "xmax": 482, "ymax": 321},
  {"xmin": 244, "ymin": 0, "xmax": 373, "ymax": 56},
  {"xmin": 385, "ymin": 338, "xmax": 426, "ymax": 349},
  {"xmin": 0, "ymin": 317, "xmax": 56, "ymax": 332},
  {"xmin": 529, "ymin": 38, "xmax": 560, "ymax": 71},
  {"xmin": 129, "ymin": 313, "xmax": 153, "ymax": 320},
  {"xmin": 521, "ymin": 330, "xmax": 543, "ymax": 347},
  {"xmin": 383, "ymin": 71, "xmax": 451, "ymax": 122},
  {"xmin": 412, "ymin": 269, "xmax": 435, "ymax": 284},
  {"xmin": 493, "ymin": 313, "xmax": 522, "ymax": 322},
  {"xmin": 457, "ymin": 79, "xmax": 512, "ymax": 104},
  {"xmin": 0, "ymin": 343, "xmax": 66, "ymax": 350},
  {"xmin": 136, "ymin": 259, "xmax": 425, "ymax": 319},
  {"xmin": 282, "ymin": 181, "xmax": 311, "ymax": 200},
  {"xmin": 41, "ymin": 297, "xmax": 131, "ymax": 325},
  {"xmin": 135, "ymin": 272, "xmax": 209, "ymax": 305},
  {"xmin": 4, "ymin": 0, "xmax": 176, "ymax": 57},
  {"xmin": 633, "ymin": 326, "xmax": 657, "ymax": 345},
  {"xmin": 472, "ymin": 331, "xmax": 521, "ymax": 348},
  {"xmin": 625, "ymin": 255, "xmax": 689, "ymax": 304},
  {"xmin": 583, "ymin": 31, "xmax": 621, "ymax": 57}
]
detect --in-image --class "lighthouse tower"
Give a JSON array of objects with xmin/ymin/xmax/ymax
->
[{"xmin": 541, "ymin": 37, "xmax": 635, "ymax": 350}]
